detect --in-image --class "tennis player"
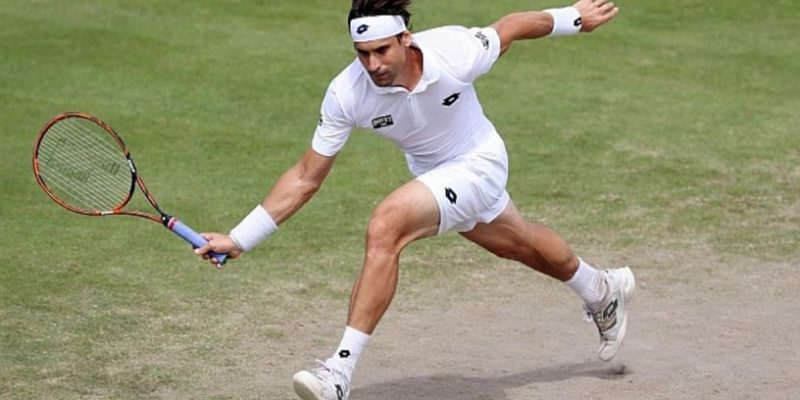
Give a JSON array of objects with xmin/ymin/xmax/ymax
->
[{"xmin": 197, "ymin": 0, "xmax": 634, "ymax": 399}]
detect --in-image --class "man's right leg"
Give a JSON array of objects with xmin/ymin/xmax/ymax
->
[
  {"xmin": 460, "ymin": 200, "xmax": 635, "ymax": 361},
  {"xmin": 293, "ymin": 180, "xmax": 440, "ymax": 400}
]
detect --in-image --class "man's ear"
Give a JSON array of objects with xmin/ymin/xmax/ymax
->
[{"xmin": 399, "ymin": 31, "xmax": 413, "ymax": 47}]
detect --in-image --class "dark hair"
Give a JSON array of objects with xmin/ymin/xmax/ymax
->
[{"xmin": 348, "ymin": 0, "xmax": 412, "ymax": 29}]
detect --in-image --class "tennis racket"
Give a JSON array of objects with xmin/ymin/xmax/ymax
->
[{"xmin": 32, "ymin": 112, "xmax": 227, "ymax": 267}]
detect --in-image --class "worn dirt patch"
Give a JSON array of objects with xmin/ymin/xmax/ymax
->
[{"xmin": 238, "ymin": 250, "xmax": 799, "ymax": 400}]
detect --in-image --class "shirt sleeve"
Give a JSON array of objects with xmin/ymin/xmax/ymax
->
[
  {"xmin": 311, "ymin": 82, "xmax": 353, "ymax": 157},
  {"xmin": 417, "ymin": 26, "xmax": 501, "ymax": 83},
  {"xmin": 462, "ymin": 26, "xmax": 501, "ymax": 81}
]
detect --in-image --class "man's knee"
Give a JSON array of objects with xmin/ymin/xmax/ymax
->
[{"xmin": 365, "ymin": 211, "xmax": 403, "ymax": 257}]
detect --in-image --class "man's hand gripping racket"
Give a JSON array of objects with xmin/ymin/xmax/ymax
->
[
  {"xmin": 193, "ymin": 233, "xmax": 243, "ymax": 265},
  {"xmin": 33, "ymin": 112, "xmax": 230, "ymax": 267}
]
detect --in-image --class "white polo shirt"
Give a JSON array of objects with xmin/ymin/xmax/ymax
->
[{"xmin": 312, "ymin": 25, "xmax": 502, "ymax": 176}]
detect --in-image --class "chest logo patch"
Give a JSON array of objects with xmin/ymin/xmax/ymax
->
[
  {"xmin": 371, "ymin": 114, "xmax": 394, "ymax": 129},
  {"xmin": 442, "ymin": 93, "xmax": 461, "ymax": 107}
]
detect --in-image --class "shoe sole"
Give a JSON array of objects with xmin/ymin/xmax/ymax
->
[{"xmin": 599, "ymin": 267, "xmax": 635, "ymax": 361}]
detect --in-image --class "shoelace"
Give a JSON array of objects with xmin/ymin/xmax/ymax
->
[{"xmin": 310, "ymin": 359, "xmax": 350, "ymax": 398}]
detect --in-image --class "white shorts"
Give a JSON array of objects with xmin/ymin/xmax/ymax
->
[{"xmin": 415, "ymin": 133, "xmax": 510, "ymax": 235}]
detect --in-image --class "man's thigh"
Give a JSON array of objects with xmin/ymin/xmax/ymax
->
[
  {"xmin": 415, "ymin": 159, "xmax": 509, "ymax": 235},
  {"xmin": 369, "ymin": 179, "xmax": 441, "ymax": 246}
]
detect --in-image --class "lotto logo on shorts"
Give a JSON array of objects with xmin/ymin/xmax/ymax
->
[{"xmin": 445, "ymin": 188, "xmax": 457, "ymax": 205}]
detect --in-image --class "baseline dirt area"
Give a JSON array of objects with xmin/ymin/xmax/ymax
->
[
  {"xmin": 254, "ymin": 251, "xmax": 799, "ymax": 400},
  {"xmin": 311, "ymin": 255, "xmax": 798, "ymax": 399}
]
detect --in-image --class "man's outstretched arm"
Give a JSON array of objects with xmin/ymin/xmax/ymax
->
[
  {"xmin": 492, "ymin": 0, "xmax": 619, "ymax": 56},
  {"xmin": 195, "ymin": 149, "xmax": 336, "ymax": 263}
]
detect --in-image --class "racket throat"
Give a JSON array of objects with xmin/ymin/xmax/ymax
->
[{"xmin": 160, "ymin": 213, "xmax": 175, "ymax": 228}]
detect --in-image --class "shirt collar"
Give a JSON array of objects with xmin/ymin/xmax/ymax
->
[{"xmin": 366, "ymin": 37, "xmax": 441, "ymax": 95}]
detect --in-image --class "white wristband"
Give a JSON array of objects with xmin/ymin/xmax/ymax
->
[
  {"xmin": 544, "ymin": 6, "xmax": 583, "ymax": 37},
  {"xmin": 229, "ymin": 205, "xmax": 278, "ymax": 252}
]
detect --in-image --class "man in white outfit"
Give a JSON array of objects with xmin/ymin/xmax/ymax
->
[{"xmin": 196, "ymin": 0, "xmax": 635, "ymax": 399}]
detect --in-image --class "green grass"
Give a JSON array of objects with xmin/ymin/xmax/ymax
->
[{"xmin": 1, "ymin": 0, "xmax": 798, "ymax": 398}]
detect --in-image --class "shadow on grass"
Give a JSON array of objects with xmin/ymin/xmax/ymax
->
[{"xmin": 352, "ymin": 360, "xmax": 629, "ymax": 399}]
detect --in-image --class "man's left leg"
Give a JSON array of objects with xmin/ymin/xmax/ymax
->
[
  {"xmin": 460, "ymin": 200, "xmax": 635, "ymax": 361},
  {"xmin": 293, "ymin": 180, "xmax": 441, "ymax": 400}
]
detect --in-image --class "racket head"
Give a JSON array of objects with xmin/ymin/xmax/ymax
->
[{"xmin": 33, "ymin": 112, "xmax": 137, "ymax": 217}]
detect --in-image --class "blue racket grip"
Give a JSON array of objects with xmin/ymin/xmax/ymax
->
[{"xmin": 165, "ymin": 217, "xmax": 228, "ymax": 266}]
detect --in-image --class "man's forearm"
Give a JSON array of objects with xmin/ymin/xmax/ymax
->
[
  {"xmin": 262, "ymin": 148, "xmax": 335, "ymax": 224},
  {"xmin": 491, "ymin": 0, "xmax": 618, "ymax": 57},
  {"xmin": 492, "ymin": 11, "xmax": 554, "ymax": 56},
  {"xmin": 262, "ymin": 164, "xmax": 322, "ymax": 224},
  {"xmin": 228, "ymin": 149, "xmax": 331, "ymax": 252}
]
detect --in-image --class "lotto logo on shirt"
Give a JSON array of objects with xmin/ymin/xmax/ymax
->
[{"xmin": 442, "ymin": 93, "xmax": 461, "ymax": 107}]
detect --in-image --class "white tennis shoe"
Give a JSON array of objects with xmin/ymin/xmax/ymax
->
[
  {"xmin": 585, "ymin": 267, "xmax": 635, "ymax": 361},
  {"xmin": 293, "ymin": 360, "xmax": 350, "ymax": 400}
]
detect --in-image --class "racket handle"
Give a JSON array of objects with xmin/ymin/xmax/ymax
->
[{"xmin": 165, "ymin": 217, "xmax": 228, "ymax": 266}]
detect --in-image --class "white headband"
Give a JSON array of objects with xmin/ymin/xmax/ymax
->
[{"xmin": 350, "ymin": 15, "xmax": 407, "ymax": 42}]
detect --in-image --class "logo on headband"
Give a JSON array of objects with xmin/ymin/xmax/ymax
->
[{"xmin": 356, "ymin": 24, "xmax": 370, "ymax": 34}]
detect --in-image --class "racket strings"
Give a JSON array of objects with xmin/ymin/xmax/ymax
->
[
  {"xmin": 37, "ymin": 118, "xmax": 133, "ymax": 211},
  {"xmin": 50, "ymin": 121, "xmax": 130, "ymax": 191},
  {"xmin": 39, "ymin": 138, "xmax": 129, "ymax": 209},
  {"xmin": 40, "ymin": 135, "xmax": 123, "ymax": 197},
  {"xmin": 38, "ymin": 132, "xmax": 126, "ymax": 209},
  {"xmin": 44, "ymin": 120, "xmax": 131, "ymax": 204}
]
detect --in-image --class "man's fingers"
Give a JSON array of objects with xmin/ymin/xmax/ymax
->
[
  {"xmin": 604, "ymin": 6, "xmax": 620, "ymax": 21},
  {"xmin": 579, "ymin": 0, "xmax": 619, "ymax": 31},
  {"xmin": 195, "ymin": 234, "xmax": 215, "ymax": 257},
  {"xmin": 598, "ymin": 2, "xmax": 617, "ymax": 15},
  {"xmin": 194, "ymin": 244, "xmax": 208, "ymax": 256}
]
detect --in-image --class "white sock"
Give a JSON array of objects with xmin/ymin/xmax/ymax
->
[
  {"xmin": 565, "ymin": 258, "xmax": 607, "ymax": 308},
  {"xmin": 327, "ymin": 326, "xmax": 370, "ymax": 380}
]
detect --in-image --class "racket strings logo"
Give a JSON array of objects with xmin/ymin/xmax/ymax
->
[
  {"xmin": 51, "ymin": 163, "xmax": 92, "ymax": 184},
  {"xmin": 47, "ymin": 157, "xmax": 126, "ymax": 186},
  {"xmin": 42, "ymin": 139, "xmax": 92, "ymax": 184},
  {"xmin": 96, "ymin": 159, "xmax": 124, "ymax": 175}
]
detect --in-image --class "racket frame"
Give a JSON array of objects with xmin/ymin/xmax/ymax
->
[{"xmin": 33, "ymin": 112, "xmax": 227, "ymax": 265}]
